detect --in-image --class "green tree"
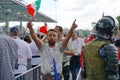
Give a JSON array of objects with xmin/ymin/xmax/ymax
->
[{"xmin": 116, "ymin": 16, "xmax": 120, "ymax": 24}]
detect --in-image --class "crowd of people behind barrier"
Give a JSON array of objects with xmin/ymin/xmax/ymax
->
[{"xmin": 1, "ymin": 16, "xmax": 120, "ymax": 80}]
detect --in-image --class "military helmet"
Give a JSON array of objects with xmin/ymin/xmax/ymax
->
[{"xmin": 95, "ymin": 16, "xmax": 119, "ymax": 36}]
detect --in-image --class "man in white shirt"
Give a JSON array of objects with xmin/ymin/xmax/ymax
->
[
  {"xmin": 27, "ymin": 19, "xmax": 77, "ymax": 80},
  {"xmin": 9, "ymin": 26, "xmax": 32, "ymax": 76},
  {"xmin": 70, "ymin": 31, "xmax": 85, "ymax": 80},
  {"xmin": 30, "ymin": 33, "xmax": 41, "ymax": 67}
]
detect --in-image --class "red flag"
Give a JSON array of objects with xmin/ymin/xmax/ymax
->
[{"xmin": 39, "ymin": 26, "xmax": 48, "ymax": 34}]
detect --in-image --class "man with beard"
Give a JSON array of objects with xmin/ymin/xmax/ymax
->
[{"xmin": 27, "ymin": 19, "xmax": 77, "ymax": 80}]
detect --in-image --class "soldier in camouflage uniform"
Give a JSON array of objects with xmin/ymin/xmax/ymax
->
[{"xmin": 84, "ymin": 16, "xmax": 119, "ymax": 80}]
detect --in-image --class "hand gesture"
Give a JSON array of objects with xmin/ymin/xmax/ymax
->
[
  {"xmin": 27, "ymin": 22, "xmax": 33, "ymax": 29},
  {"xmin": 71, "ymin": 19, "xmax": 78, "ymax": 30}
]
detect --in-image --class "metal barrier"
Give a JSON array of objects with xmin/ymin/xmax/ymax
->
[{"xmin": 15, "ymin": 64, "xmax": 41, "ymax": 80}]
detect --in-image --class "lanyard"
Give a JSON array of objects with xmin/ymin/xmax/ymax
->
[
  {"xmin": 47, "ymin": 48, "xmax": 59, "ymax": 80},
  {"xmin": 48, "ymin": 48, "xmax": 55, "ymax": 71}
]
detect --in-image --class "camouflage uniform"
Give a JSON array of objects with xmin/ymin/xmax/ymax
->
[
  {"xmin": 84, "ymin": 39, "xmax": 118, "ymax": 80},
  {"xmin": 84, "ymin": 40, "xmax": 107, "ymax": 80}
]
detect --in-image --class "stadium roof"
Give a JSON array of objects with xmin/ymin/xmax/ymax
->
[{"xmin": 0, "ymin": 0, "xmax": 56, "ymax": 22}]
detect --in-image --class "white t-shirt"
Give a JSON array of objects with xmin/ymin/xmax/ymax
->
[
  {"xmin": 13, "ymin": 37, "xmax": 32, "ymax": 74},
  {"xmin": 29, "ymin": 41, "xmax": 41, "ymax": 65},
  {"xmin": 70, "ymin": 38, "xmax": 85, "ymax": 55},
  {"xmin": 39, "ymin": 42, "xmax": 64, "ymax": 74}
]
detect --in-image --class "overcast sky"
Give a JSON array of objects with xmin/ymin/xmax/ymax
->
[{"xmin": 12, "ymin": 0, "xmax": 120, "ymax": 30}]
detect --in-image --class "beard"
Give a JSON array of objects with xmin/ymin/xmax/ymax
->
[{"xmin": 48, "ymin": 41, "xmax": 56, "ymax": 46}]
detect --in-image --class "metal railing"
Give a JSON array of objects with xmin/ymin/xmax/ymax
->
[{"xmin": 15, "ymin": 64, "xmax": 41, "ymax": 80}]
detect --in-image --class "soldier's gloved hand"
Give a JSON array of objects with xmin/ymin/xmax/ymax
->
[{"xmin": 107, "ymin": 75, "xmax": 118, "ymax": 80}]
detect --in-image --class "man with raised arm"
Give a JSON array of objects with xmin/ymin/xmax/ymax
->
[{"xmin": 27, "ymin": 20, "xmax": 77, "ymax": 80}]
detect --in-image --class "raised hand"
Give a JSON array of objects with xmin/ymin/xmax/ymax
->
[
  {"xmin": 27, "ymin": 22, "xmax": 33, "ymax": 29},
  {"xmin": 62, "ymin": 19, "xmax": 78, "ymax": 50},
  {"xmin": 71, "ymin": 19, "xmax": 78, "ymax": 30}
]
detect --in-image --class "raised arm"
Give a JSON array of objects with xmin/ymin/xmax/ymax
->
[
  {"xmin": 62, "ymin": 19, "xmax": 78, "ymax": 49},
  {"xmin": 27, "ymin": 22, "xmax": 42, "ymax": 49}
]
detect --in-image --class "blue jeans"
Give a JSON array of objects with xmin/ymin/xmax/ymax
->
[
  {"xmin": 70, "ymin": 56, "xmax": 80, "ymax": 80},
  {"xmin": 118, "ymin": 65, "xmax": 120, "ymax": 80},
  {"xmin": 62, "ymin": 63, "xmax": 70, "ymax": 80}
]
